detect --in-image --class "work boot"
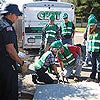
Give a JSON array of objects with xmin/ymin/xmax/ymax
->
[
  {"xmin": 66, "ymin": 77, "xmax": 69, "ymax": 83},
  {"xmin": 53, "ymin": 80, "xmax": 58, "ymax": 84},
  {"xmin": 86, "ymin": 78, "xmax": 94, "ymax": 82},
  {"xmin": 32, "ymin": 73, "xmax": 38, "ymax": 84},
  {"xmin": 83, "ymin": 63, "xmax": 89, "ymax": 67},
  {"xmin": 74, "ymin": 76, "xmax": 80, "ymax": 82},
  {"xmin": 93, "ymin": 79, "xmax": 99, "ymax": 83}
]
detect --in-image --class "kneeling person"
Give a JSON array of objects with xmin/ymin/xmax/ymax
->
[
  {"xmin": 50, "ymin": 40, "xmax": 83, "ymax": 82},
  {"xmin": 32, "ymin": 46, "xmax": 59, "ymax": 84}
]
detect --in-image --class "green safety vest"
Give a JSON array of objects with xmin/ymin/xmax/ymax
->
[
  {"xmin": 34, "ymin": 51, "xmax": 52, "ymax": 70},
  {"xmin": 45, "ymin": 24, "xmax": 58, "ymax": 39},
  {"xmin": 61, "ymin": 21, "xmax": 73, "ymax": 36},
  {"xmin": 88, "ymin": 27, "xmax": 100, "ymax": 52},
  {"xmin": 58, "ymin": 44, "xmax": 75, "ymax": 68}
]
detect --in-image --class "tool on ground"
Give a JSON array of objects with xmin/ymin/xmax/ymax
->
[
  {"xmin": 61, "ymin": 69, "xmax": 69, "ymax": 84},
  {"xmin": 62, "ymin": 74, "xmax": 69, "ymax": 84},
  {"xmin": 56, "ymin": 73, "xmax": 60, "ymax": 84}
]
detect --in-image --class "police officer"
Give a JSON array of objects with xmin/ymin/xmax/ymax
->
[
  {"xmin": 0, "ymin": 4, "xmax": 27, "ymax": 100},
  {"xmin": 60, "ymin": 13, "xmax": 75, "ymax": 45},
  {"xmin": 32, "ymin": 44, "xmax": 59, "ymax": 84},
  {"xmin": 41, "ymin": 14, "xmax": 60, "ymax": 54}
]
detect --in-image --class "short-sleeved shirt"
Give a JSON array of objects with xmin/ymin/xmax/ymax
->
[
  {"xmin": 68, "ymin": 45, "xmax": 80, "ymax": 58},
  {"xmin": 43, "ymin": 52, "xmax": 55, "ymax": 68},
  {"xmin": 57, "ymin": 45, "xmax": 80, "ymax": 62}
]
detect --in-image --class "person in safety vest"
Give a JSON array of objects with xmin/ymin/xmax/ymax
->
[
  {"xmin": 32, "ymin": 43, "xmax": 60, "ymax": 84},
  {"xmin": 86, "ymin": 17, "xmax": 100, "ymax": 83},
  {"xmin": 50, "ymin": 40, "xmax": 83, "ymax": 82},
  {"xmin": 40, "ymin": 14, "xmax": 61, "ymax": 56},
  {"xmin": 60, "ymin": 13, "xmax": 75, "ymax": 45},
  {"xmin": 0, "ymin": 4, "xmax": 28, "ymax": 100},
  {"xmin": 83, "ymin": 14, "xmax": 97, "ymax": 67}
]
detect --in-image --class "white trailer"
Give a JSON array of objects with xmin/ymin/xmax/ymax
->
[{"xmin": 22, "ymin": 1, "xmax": 75, "ymax": 49}]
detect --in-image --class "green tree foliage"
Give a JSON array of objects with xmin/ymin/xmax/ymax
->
[{"xmin": 72, "ymin": 0, "xmax": 100, "ymax": 22}]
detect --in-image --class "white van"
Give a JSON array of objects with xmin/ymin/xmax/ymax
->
[{"xmin": 22, "ymin": 1, "xmax": 75, "ymax": 49}]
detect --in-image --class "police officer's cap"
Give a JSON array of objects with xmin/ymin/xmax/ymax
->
[
  {"xmin": 49, "ymin": 14, "xmax": 55, "ymax": 21},
  {"xmin": 63, "ymin": 13, "xmax": 68, "ymax": 19},
  {"xmin": 50, "ymin": 40, "xmax": 63, "ymax": 49},
  {"xmin": 4, "ymin": 4, "xmax": 23, "ymax": 16}
]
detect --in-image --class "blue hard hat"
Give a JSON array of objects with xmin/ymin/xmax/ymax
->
[{"xmin": 4, "ymin": 4, "xmax": 23, "ymax": 16}]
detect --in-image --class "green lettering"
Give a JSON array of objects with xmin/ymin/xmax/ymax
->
[
  {"xmin": 44, "ymin": 11, "xmax": 50, "ymax": 20},
  {"xmin": 37, "ymin": 11, "xmax": 61, "ymax": 20},
  {"xmin": 55, "ymin": 12, "xmax": 61, "ymax": 20},
  {"xmin": 37, "ymin": 11, "xmax": 44, "ymax": 20}
]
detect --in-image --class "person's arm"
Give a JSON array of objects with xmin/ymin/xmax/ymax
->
[
  {"xmin": 48, "ymin": 53, "xmax": 59, "ymax": 75},
  {"xmin": 59, "ymin": 61, "xmax": 64, "ymax": 71},
  {"xmin": 42, "ymin": 27, "xmax": 46, "ymax": 45},
  {"xmin": 6, "ymin": 43, "xmax": 28, "ymax": 74},
  {"xmin": 79, "ymin": 47, "xmax": 82, "ymax": 56},
  {"xmin": 84, "ymin": 26, "xmax": 88, "ymax": 40},
  {"xmin": 71, "ymin": 22, "xmax": 75, "ymax": 38},
  {"xmin": 76, "ymin": 46, "xmax": 82, "ymax": 56},
  {"xmin": 6, "ymin": 43, "xmax": 23, "ymax": 65},
  {"xmin": 56, "ymin": 55, "xmax": 64, "ymax": 71},
  {"xmin": 59, "ymin": 26, "xmax": 62, "ymax": 34},
  {"xmin": 59, "ymin": 26, "xmax": 62, "ymax": 40},
  {"xmin": 55, "ymin": 25, "xmax": 61, "ymax": 40},
  {"xmin": 52, "ymin": 64, "xmax": 59, "ymax": 75},
  {"xmin": 90, "ymin": 24, "xmax": 97, "ymax": 34}
]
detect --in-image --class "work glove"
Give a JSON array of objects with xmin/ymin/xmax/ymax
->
[
  {"xmin": 61, "ymin": 71, "xmax": 64, "ymax": 76},
  {"xmin": 60, "ymin": 68, "xmax": 67, "ymax": 77}
]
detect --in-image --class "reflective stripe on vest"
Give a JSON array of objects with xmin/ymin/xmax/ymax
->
[
  {"xmin": 58, "ymin": 45, "xmax": 75, "ymax": 68},
  {"xmin": 88, "ymin": 32, "xmax": 100, "ymax": 52},
  {"xmin": 61, "ymin": 21, "xmax": 73, "ymax": 36},
  {"xmin": 34, "ymin": 51, "xmax": 52, "ymax": 70},
  {"xmin": 64, "ymin": 58, "xmax": 75, "ymax": 66},
  {"xmin": 46, "ymin": 30, "xmax": 56, "ymax": 38},
  {"xmin": 45, "ymin": 24, "xmax": 57, "ymax": 39}
]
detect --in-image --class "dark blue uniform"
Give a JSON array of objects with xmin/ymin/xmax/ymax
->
[{"xmin": 0, "ymin": 17, "xmax": 18, "ymax": 100}]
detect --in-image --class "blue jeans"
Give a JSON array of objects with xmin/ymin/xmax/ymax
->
[
  {"xmin": 85, "ymin": 41, "xmax": 91, "ymax": 64},
  {"xmin": 85, "ymin": 52, "xmax": 91, "ymax": 65},
  {"xmin": 64, "ymin": 56, "xmax": 82, "ymax": 77},
  {"xmin": 90, "ymin": 52, "xmax": 100, "ymax": 81},
  {"xmin": 62, "ymin": 38, "xmax": 72, "ymax": 45}
]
